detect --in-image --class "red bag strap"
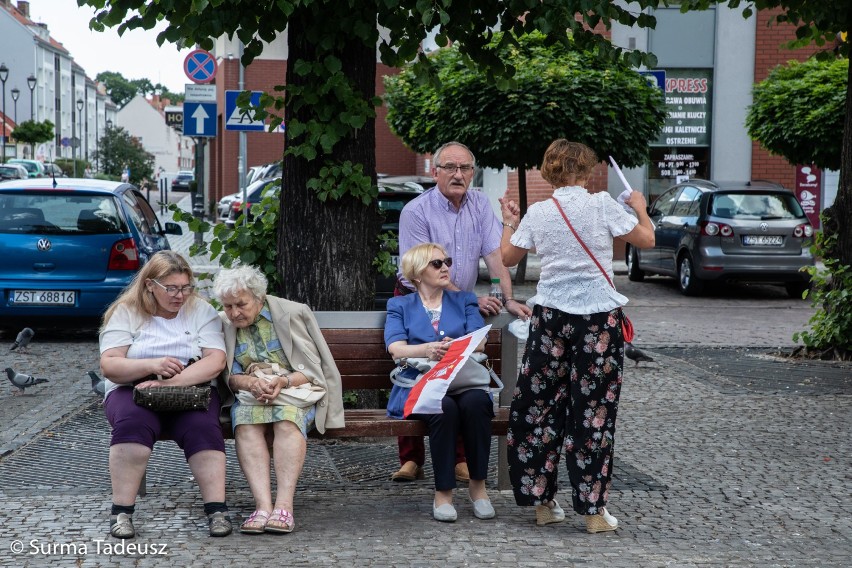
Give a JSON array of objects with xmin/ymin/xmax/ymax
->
[{"xmin": 550, "ymin": 197, "xmax": 615, "ymax": 289}]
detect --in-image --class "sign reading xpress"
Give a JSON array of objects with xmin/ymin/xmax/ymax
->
[{"xmin": 654, "ymin": 68, "xmax": 712, "ymax": 147}]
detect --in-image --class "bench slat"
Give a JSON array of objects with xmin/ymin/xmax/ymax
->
[{"xmin": 312, "ymin": 408, "xmax": 509, "ymax": 438}]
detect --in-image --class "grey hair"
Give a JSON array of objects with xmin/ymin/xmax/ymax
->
[
  {"xmin": 212, "ymin": 265, "xmax": 269, "ymax": 302},
  {"xmin": 433, "ymin": 141, "xmax": 476, "ymax": 167}
]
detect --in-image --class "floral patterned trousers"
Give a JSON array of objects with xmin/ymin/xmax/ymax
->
[{"xmin": 507, "ymin": 305, "xmax": 625, "ymax": 515}]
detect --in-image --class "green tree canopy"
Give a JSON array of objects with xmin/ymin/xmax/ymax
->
[
  {"xmin": 94, "ymin": 125, "xmax": 154, "ymax": 184},
  {"xmin": 747, "ymin": 58, "xmax": 847, "ymax": 171},
  {"xmin": 385, "ymin": 32, "xmax": 666, "ymax": 172},
  {"xmin": 81, "ymin": 1, "xmax": 670, "ymax": 310},
  {"xmin": 96, "ymin": 70, "xmax": 184, "ymax": 108},
  {"xmin": 10, "ymin": 119, "xmax": 55, "ymax": 146}
]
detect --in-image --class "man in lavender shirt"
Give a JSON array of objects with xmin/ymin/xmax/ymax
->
[{"xmin": 391, "ymin": 141, "xmax": 531, "ymax": 483}]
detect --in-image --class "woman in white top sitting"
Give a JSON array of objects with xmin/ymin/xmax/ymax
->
[
  {"xmin": 99, "ymin": 251, "xmax": 230, "ymax": 539},
  {"xmin": 499, "ymin": 139, "xmax": 655, "ymax": 533}
]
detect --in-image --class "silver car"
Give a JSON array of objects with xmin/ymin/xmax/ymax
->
[{"xmin": 626, "ymin": 180, "xmax": 814, "ymax": 297}]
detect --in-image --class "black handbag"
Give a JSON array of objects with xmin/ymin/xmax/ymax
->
[
  {"xmin": 132, "ymin": 385, "xmax": 211, "ymax": 412},
  {"xmin": 132, "ymin": 358, "xmax": 211, "ymax": 412}
]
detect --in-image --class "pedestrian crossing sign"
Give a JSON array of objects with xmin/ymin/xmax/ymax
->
[{"xmin": 225, "ymin": 90, "xmax": 266, "ymax": 131}]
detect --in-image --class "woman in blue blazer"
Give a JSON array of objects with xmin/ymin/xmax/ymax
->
[{"xmin": 384, "ymin": 243, "xmax": 495, "ymax": 523}]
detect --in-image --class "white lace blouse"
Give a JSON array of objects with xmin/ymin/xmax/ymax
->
[{"xmin": 511, "ymin": 186, "xmax": 638, "ymax": 315}]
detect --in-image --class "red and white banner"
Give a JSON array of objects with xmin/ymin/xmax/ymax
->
[
  {"xmin": 403, "ymin": 325, "xmax": 491, "ymax": 417},
  {"xmin": 795, "ymin": 165, "xmax": 821, "ymax": 230}
]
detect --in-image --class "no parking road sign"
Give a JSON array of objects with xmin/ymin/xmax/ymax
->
[{"xmin": 184, "ymin": 49, "xmax": 218, "ymax": 84}]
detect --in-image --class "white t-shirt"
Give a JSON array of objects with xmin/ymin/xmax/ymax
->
[
  {"xmin": 511, "ymin": 186, "xmax": 638, "ymax": 315},
  {"xmin": 99, "ymin": 300, "xmax": 226, "ymax": 399}
]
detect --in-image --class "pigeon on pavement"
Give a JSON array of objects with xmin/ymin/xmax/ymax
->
[
  {"xmin": 88, "ymin": 371, "xmax": 105, "ymax": 397},
  {"xmin": 5, "ymin": 367, "xmax": 49, "ymax": 395},
  {"xmin": 11, "ymin": 327, "xmax": 35, "ymax": 353},
  {"xmin": 625, "ymin": 342, "xmax": 655, "ymax": 366}
]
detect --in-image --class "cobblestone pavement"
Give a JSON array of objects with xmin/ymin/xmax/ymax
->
[{"xmin": 0, "ymin": 202, "xmax": 849, "ymax": 566}]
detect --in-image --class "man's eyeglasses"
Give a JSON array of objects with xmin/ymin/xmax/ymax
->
[
  {"xmin": 436, "ymin": 163, "xmax": 474, "ymax": 174},
  {"xmin": 152, "ymin": 280, "xmax": 195, "ymax": 297},
  {"xmin": 428, "ymin": 257, "xmax": 453, "ymax": 269}
]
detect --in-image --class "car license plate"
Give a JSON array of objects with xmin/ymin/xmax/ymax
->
[
  {"xmin": 742, "ymin": 235, "xmax": 783, "ymax": 246},
  {"xmin": 13, "ymin": 290, "xmax": 76, "ymax": 305},
  {"xmin": 390, "ymin": 255, "xmax": 399, "ymax": 267}
]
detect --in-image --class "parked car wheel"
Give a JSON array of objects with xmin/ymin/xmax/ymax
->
[
  {"xmin": 678, "ymin": 254, "xmax": 704, "ymax": 296},
  {"xmin": 626, "ymin": 246, "xmax": 645, "ymax": 282},
  {"xmin": 784, "ymin": 281, "xmax": 810, "ymax": 299}
]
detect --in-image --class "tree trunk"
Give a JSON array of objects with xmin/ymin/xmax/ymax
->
[
  {"xmin": 836, "ymin": 58, "xmax": 852, "ymax": 268},
  {"xmin": 513, "ymin": 167, "xmax": 528, "ymax": 284},
  {"xmin": 279, "ymin": 5, "xmax": 381, "ymax": 310}
]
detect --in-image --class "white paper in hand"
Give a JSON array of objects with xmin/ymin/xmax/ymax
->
[
  {"xmin": 609, "ymin": 156, "xmax": 635, "ymax": 213},
  {"xmin": 616, "ymin": 188, "xmax": 634, "ymax": 213}
]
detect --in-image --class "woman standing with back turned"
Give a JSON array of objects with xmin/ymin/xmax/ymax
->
[{"xmin": 500, "ymin": 140, "xmax": 654, "ymax": 532}]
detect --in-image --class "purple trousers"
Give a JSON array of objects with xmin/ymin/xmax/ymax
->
[{"xmin": 104, "ymin": 385, "xmax": 225, "ymax": 459}]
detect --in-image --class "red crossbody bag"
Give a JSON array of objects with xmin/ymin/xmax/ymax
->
[{"xmin": 550, "ymin": 197, "xmax": 635, "ymax": 342}]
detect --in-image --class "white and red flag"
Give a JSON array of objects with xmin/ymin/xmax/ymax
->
[{"xmin": 403, "ymin": 325, "xmax": 491, "ymax": 417}]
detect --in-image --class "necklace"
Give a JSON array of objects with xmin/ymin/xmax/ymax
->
[{"xmin": 419, "ymin": 293, "xmax": 443, "ymax": 310}]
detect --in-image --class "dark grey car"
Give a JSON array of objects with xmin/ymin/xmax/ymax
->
[{"xmin": 626, "ymin": 180, "xmax": 814, "ymax": 298}]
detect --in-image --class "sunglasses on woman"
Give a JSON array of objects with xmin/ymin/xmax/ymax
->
[{"xmin": 428, "ymin": 257, "xmax": 453, "ymax": 269}]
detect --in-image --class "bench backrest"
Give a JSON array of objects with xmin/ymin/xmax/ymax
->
[{"xmin": 314, "ymin": 311, "xmax": 517, "ymax": 402}]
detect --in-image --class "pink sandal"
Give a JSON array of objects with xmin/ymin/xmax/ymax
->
[
  {"xmin": 265, "ymin": 509, "xmax": 295, "ymax": 533},
  {"xmin": 239, "ymin": 510, "xmax": 270, "ymax": 534}
]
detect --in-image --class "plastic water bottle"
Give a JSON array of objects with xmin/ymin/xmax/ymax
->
[{"xmin": 489, "ymin": 278, "xmax": 504, "ymax": 304}]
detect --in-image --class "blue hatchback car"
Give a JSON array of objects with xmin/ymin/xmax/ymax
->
[{"xmin": 0, "ymin": 178, "xmax": 182, "ymax": 325}]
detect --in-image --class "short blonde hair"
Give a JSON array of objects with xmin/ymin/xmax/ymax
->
[
  {"xmin": 401, "ymin": 243, "xmax": 448, "ymax": 286},
  {"xmin": 540, "ymin": 139, "xmax": 598, "ymax": 186}
]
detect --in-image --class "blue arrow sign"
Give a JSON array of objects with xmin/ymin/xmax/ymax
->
[
  {"xmin": 640, "ymin": 70, "xmax": 666, "ymax": 93},
  {"xmin": 225, "ymin": 90, "xmax": 266, "ymax": 132},
  {"xmin": 183, "ymin": 102, "xmax": 217, "ymax": 137}
]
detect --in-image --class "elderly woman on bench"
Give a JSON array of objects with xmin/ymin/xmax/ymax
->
[
  {"xmin": 384, "ymin": 243, "xmax": 496, "ymax": 523},
  {"xmin": 213, "ymin": 265, "xmax": 344, "ymax": 534}
]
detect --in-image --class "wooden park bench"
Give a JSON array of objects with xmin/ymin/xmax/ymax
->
[{"xmin": 138, "ymin": 311, "xmax": 518, "ymax": 495}]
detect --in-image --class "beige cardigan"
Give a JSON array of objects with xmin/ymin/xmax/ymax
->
[{"xmin": 220, "ymin": 295, "xmax": 345, "ymax": 434}]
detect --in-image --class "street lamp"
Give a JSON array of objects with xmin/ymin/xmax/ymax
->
[
  {"xmin": 0, "ymin": 63, "xmax": 8, "ymax": 162},
  {"xmin": 10, "ymin": 87, "xmax": 18, "ymax": 159},
  {"xmin": 75, "ymin": 98, "xmax": 83, "ymax": 177},
  {"xmin": 71, "ymin": 99, "xmax": 83, "ymax": 177},
  {"xmin": 94, "ymin": 97, "xmax": 99, "ymax": 173},
  {"xmin": 11, "ymin": 87, "xmax": 19, "ymax": 123},
  {"xmin": 105, "ymin": 119, "xmax": 112, "ymax": 174},
  {"xmin": 27, "ymin": 74, "xmax": 35, "ymax": 119},
  {"xmin": 27, "ymin": 74, "xmax": 35, "ymax": 158}
]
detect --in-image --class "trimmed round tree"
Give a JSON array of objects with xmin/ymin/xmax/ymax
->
[
  {"xmin": 384, "ymin": 31, "xmax": 666, "ymax": 280},
  {"xmin": 747, "ymin": 57, "xmax": 847, "ymax": 171}
]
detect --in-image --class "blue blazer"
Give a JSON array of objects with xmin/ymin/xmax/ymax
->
[{"xmin": 384, "ymin": 290, "xmax": 484, "ymax": 349}]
